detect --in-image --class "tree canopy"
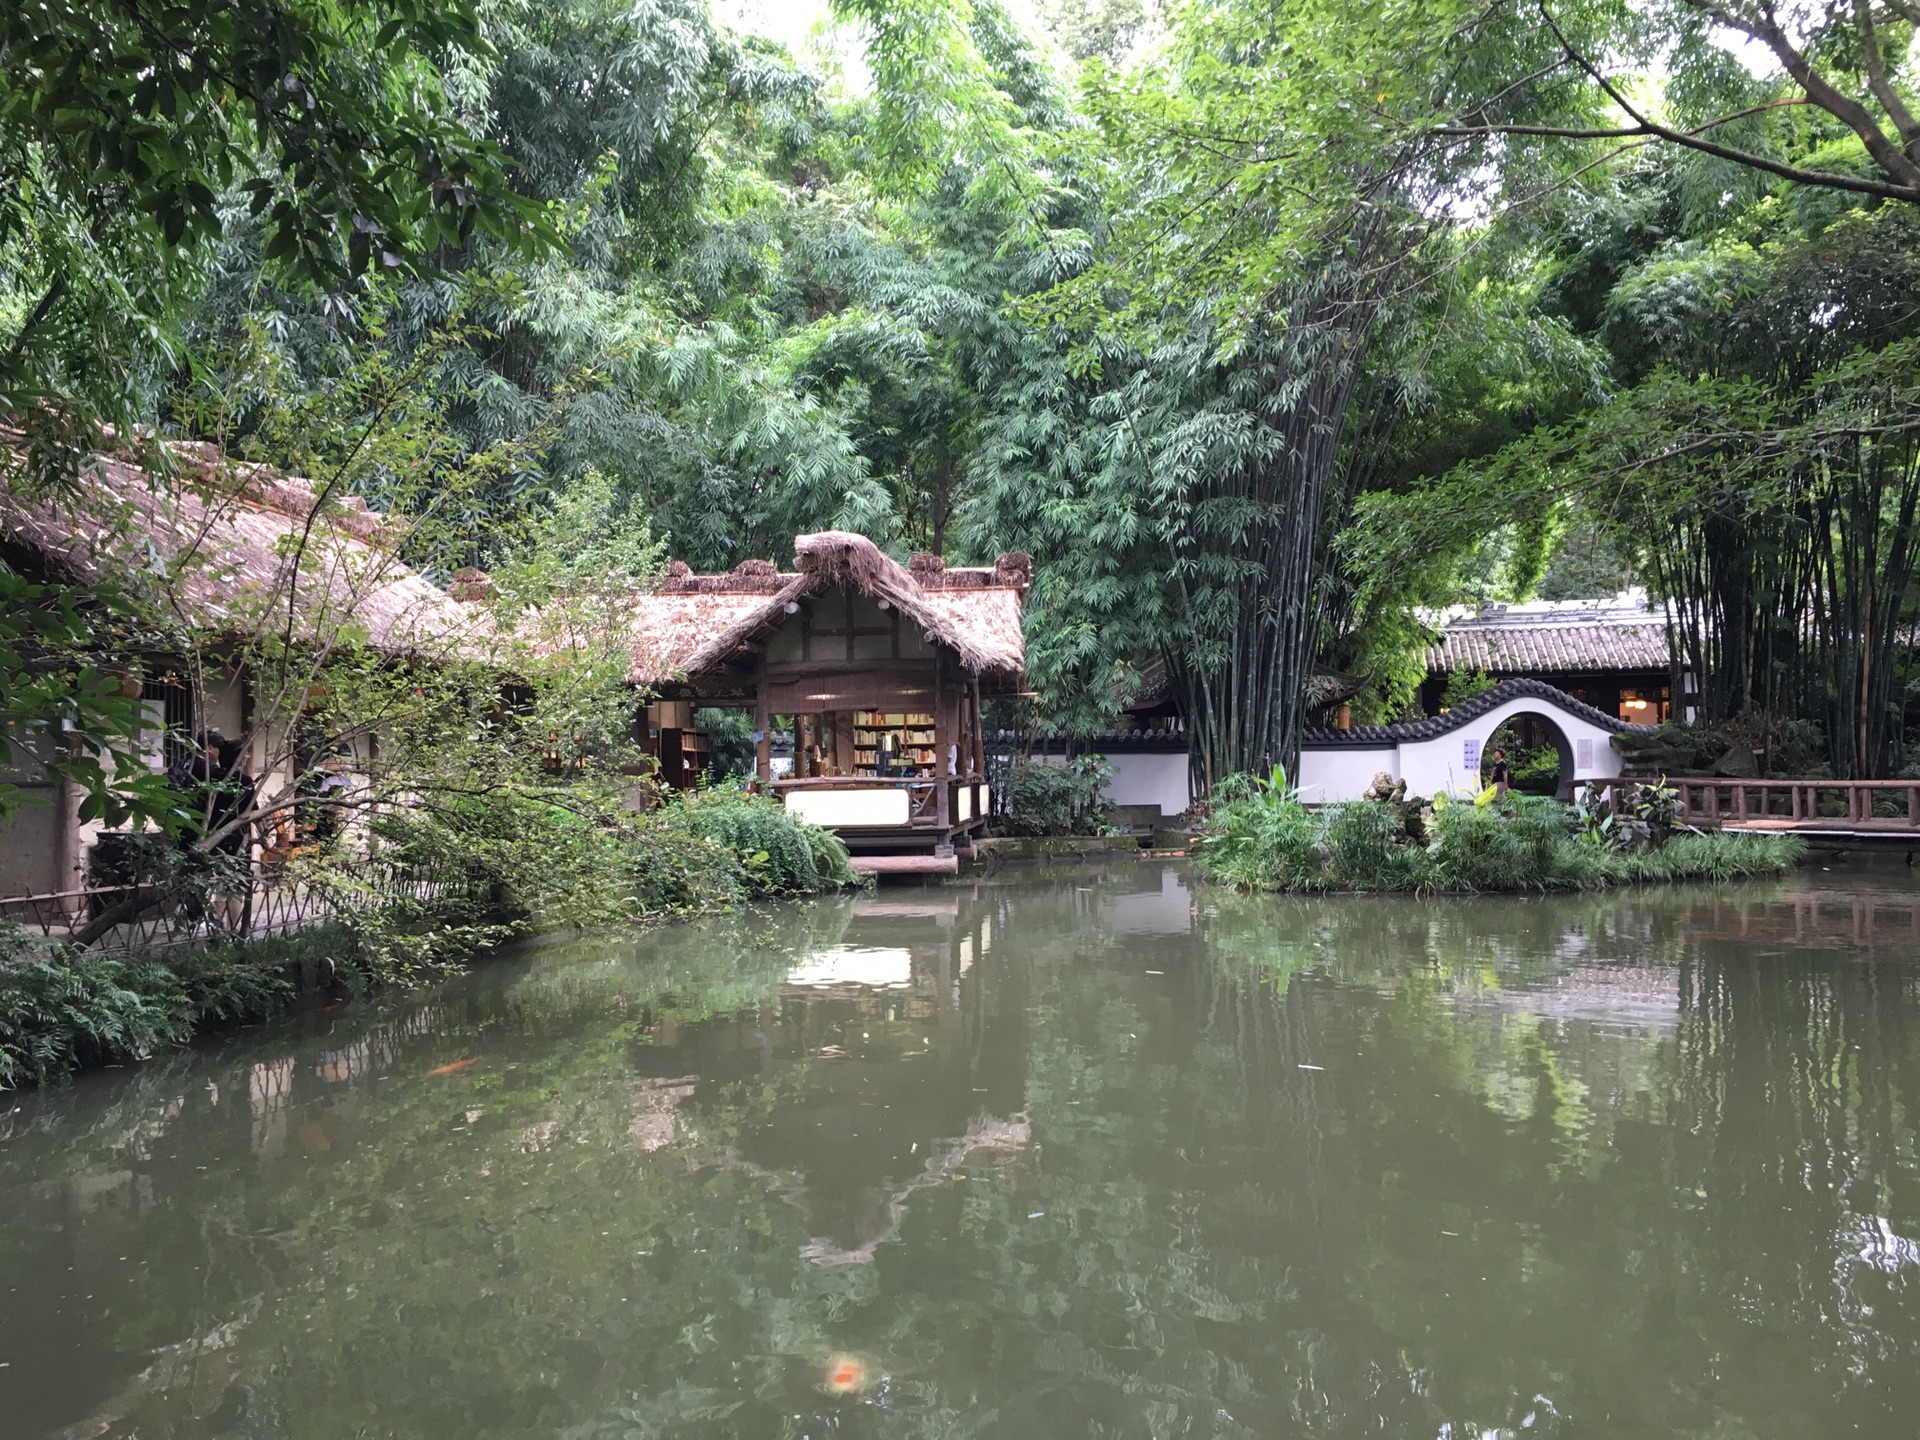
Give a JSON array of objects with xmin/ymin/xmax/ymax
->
[{"xmin": 6, "ymin": 0, "xmax": 1920, "ymax": 785}]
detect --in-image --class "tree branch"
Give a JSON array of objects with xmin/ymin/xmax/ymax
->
[
  {"xmin": 0, "ymin": 274, "xmax": 68, "ymax": 387},
  {"xmin": 1853, "ymin": 0, "xmax": 1920, "ymax": 152},
  {"xmin": 1474, "ymin": 2, "xmax": 1920, "ymax": 202},
  {"xmin": 1679, "ymin": 0, "xmax": 1920, "ymax": 188}
]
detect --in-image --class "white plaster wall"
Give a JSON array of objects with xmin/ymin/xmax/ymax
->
[
  {"xmin": 1104, "ymin": 752, "xmax": 1190, "ymax": 819},
  {"xmin": 1295, "ymin": 747, "xmax": 1398, "ymax": 804},
  {"xmin": 1397, "ymin": 699, "xmax": 1627, "ymax": 800},
  {"xmin": 0, "ymin": 801, "xmax": 62, "ymax": 896},
  {"xmin": 1299, "ymin": 700, "xmax": 1630, "ymax": 803}
]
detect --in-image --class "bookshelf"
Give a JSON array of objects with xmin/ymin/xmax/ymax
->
[{"xmin": 851, "ymin": 710, "xmax": 936, "ymax": 775}]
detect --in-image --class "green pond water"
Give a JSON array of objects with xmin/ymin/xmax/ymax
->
[{"xmin": 3, "ymin": 862, "xmax": 1920, "ymax": 1439}]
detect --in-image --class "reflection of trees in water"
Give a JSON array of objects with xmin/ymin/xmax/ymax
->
[
  {"xmin": 1, "ymin": 873, "xmax": 1917, "ymax": 1438},
  {"xmin": 1664, "ymin": 945, "xmax": 1920, "ymax": 1427},
  {"xmin": 1191, "ymin": 882, "xmax": 1920, "ymax": 1436}
]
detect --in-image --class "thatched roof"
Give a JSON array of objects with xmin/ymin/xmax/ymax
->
[
  {"xmin": 0, "ymin": 442, "xmax": 475, "ymax": 655},
  {"xmin": 625, "ymin": 531, "xmax": 1028, "ymax": 686}
]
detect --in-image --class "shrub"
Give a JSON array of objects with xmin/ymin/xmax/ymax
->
[
  {"xmin": 1321, "ymin": 799, "xmax": 1428, "ymax": 890},
  {"xmin": 0, "ymin": 939, "xmax": 190, "ymax": 1088},
  {"xmin": 997, "ymin": 755, "xmax": 1115, "ymax": 835},
  {"xmin": 1194, "ymin": 773, "xmax": 1804, "ymax": 894},
  {"xmin": 658, "ymin": 786, "xmax": 858, "ymax": 896},
  {"xmin": 1197, "ymin": 768, "xmax": 1326, "ymax": 889}
]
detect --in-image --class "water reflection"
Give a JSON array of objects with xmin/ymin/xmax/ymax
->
[{"xmin": 0, "ymin": 862, "xmax": 1917, "ymax": 1438}]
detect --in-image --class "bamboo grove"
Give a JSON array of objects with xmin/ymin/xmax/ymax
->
[{"xmin": 6, "ymin": 0, "xmax": 1920, "ymax": 787}]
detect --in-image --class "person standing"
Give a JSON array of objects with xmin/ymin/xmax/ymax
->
[{"xmin": 1489, "ymin": 747, "xmax": 1511, "ymax": 798}]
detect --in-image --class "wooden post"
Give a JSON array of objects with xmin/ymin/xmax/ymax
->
[
  {"xmin": 1734, "ymin": 783, "xmax": 1747, "ymax": 821},
  {"xmin": 970, "ymin": 677, "xmax": 986, "ymax": 777},
  {"xmin": 934, "ymin": 659, "xmax": 952, "ymax": 831},
  {"xmin": 754, "ymin": 663, "xmax": 771, "ymax": 786},
  {"xmin": 1908, "ymin": 786, "xmax": 1919, "ymax": 827}
]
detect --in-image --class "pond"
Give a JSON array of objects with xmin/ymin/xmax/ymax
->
[{"xmin": 2, "ymin": 861, "xmax": 1918, "ymax": 1439}]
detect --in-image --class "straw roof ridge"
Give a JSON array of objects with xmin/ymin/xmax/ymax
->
[{"xmin": 625, "ymin": 531, "xmax": 1027, "ymax": 685}]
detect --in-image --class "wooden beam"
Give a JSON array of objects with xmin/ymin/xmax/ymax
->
[{"xmin": 849, "ymin": 853, "xmax": 959, "ymax": 875}]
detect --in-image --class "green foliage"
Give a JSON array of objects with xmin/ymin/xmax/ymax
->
[
  {"xmin": 0, "ymin": 931, "xmax": 189, "ymax": 1088},
  {"xmin": 693, "ymin": 708, "xmax": 757, "ymax": 780},
  {"xmin": 0, "ymin": 574, "xmax": 194, "ymax": 831},
  {"xmin": 0, "ymin": 0, "xmax": 551, "ymax": 479},
  {"xmin": 319, "ymin": 783, "xmax": 858, "ymax": 941},
  {"xmin": 997, "ymin": 754, "xmax": 1115, "ymax": 835},
  {"xmin": 1441, "ymin": 668, "xmax": 1498, "ymax": 710},
  {"xmin": 1195, "ymin": 780, "xmax": 1804, "ymax": 894},
  {"xmin": 657, "ymin": 786, "xmax": 859, "ymax": 896}
]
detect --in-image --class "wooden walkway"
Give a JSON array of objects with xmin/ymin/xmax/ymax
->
[{"xmin": 1626, "ymin": 778, "xmax": 1920, "ymax": 850}]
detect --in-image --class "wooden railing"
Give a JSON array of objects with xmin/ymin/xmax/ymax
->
[
  {"xmin": 0, "ymin": 864, "xmax": 475, "ymax": 955},
  {"xmin": 1577, "ymin": 777, "xmax": 1920, "ymax": 828}
]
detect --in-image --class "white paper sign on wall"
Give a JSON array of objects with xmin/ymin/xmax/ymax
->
[
  {"xmin": 1576, "ymin": 738, "xmax": 1594, "ymax": 770},
  {"xmin": 1462, "ymin": 738, "xmax": 1481, "ymax": 776}
]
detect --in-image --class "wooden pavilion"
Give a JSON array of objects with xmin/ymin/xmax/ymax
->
[{"xmin": 625, "ymin": 532, "xmax": 1029, "ymax": 870}]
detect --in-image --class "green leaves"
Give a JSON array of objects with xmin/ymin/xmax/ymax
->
[
  {"xmin": 0, "ymin": 0, "xmax": 558, "ymax": 470},
  {"xmin": 0, "ymin": 574, "xmax": 195, "ymax": 833},
  {"xmin": 831, "ymin": 0, "xmax": 1050, "ymax": 227}
]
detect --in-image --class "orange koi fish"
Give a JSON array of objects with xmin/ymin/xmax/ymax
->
[
  {"xmin": 424, "ymin": 1057, "xmax": 478, "ymax": 1077},
  {"xmin": 825, "ymin": 1355, "xmax": 866, "ymax": 1394}
]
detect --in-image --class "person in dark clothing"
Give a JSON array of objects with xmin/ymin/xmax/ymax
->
[
  {"xmin": 171, "ymin": 732, "xmax": 255, "ymax": 932},
  {"xmin": 206, "ymin": 737, "xmax": 255, "ymax": 854},
  {"xmin": 1489, "ymin": 747, "xmax": 1511, "ymax": 798}
]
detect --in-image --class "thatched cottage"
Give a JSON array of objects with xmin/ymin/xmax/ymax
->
[
  {"xmin": 0, "ymin": 443, "xmax": 477, "ymax": 903},
  {"xmin": 624, "ymin": 531, "xmax": 1029, "ymax": 871}
]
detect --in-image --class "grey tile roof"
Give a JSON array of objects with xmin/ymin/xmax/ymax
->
[
  {"xmin": 1301, "ymin": 678, "xmax": 1659, "ymax": 748},
  {"xmin": 1427, "ymin": 615, "xmax": 1672, "ymax": 674}
]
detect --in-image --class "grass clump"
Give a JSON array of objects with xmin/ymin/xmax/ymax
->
[{"xmin": 1195, "ymin": 769, "xmax": 1805, "ymax": 894}]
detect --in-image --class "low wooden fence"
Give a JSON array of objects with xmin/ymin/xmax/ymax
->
[
  {"xmin": 0, "ymin": 864, "xmax": 478, "ymax": 955},
  {"xmin": 1580, "ymin": 777, "xmax": 1920, "ymax": 828}
]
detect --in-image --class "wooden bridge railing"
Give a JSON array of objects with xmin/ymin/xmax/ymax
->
[{"xmin": 1580, "ymin": 777, "xmax": 1920, "ymax": 828}]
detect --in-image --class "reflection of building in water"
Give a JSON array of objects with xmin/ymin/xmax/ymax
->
[
  {"xmin": 1096, "ymin": 863, "xmax": 1196, "ymax": 936},
  {"xmin": 249, "ymin": 1058, "xmax": 295, "ymax": 1159},
  {"xmin": 1452, "ymin": 963, "xmax": 1682, "ymax": 1030},
  {"xmin": 632, "ymin": 883, "xmax": 1026, "ymax": 1263},
  {"xmin": 1680, "ymin": 883, "xmax": 1920, "ymax": 958}
]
